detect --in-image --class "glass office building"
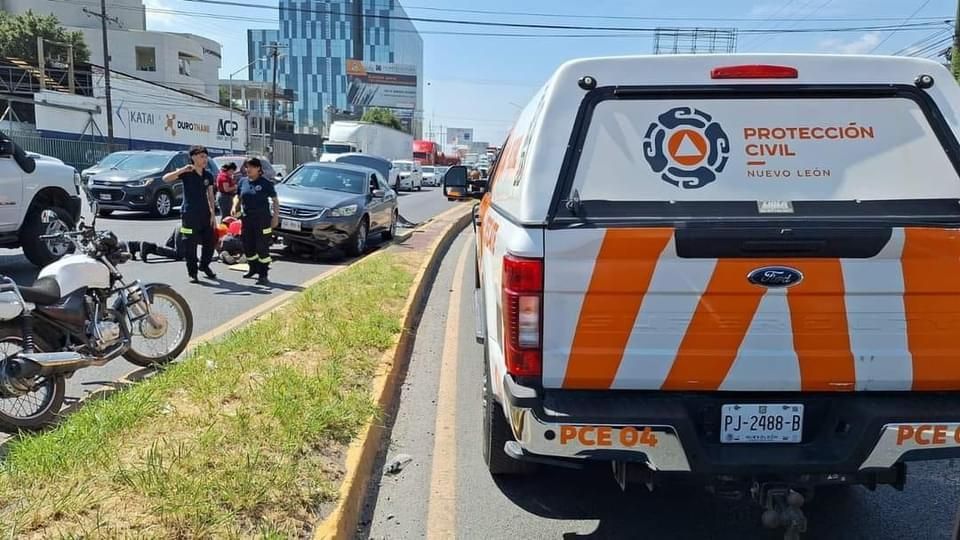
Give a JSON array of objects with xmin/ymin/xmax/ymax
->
[{"xmin": 247, "ymin": 0, "xmax": 424, "ymax": 136}]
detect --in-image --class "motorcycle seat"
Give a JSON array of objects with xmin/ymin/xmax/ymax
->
[{"xmin": 19, "ymin": 277, "xmax": 61, "ymax": 305}]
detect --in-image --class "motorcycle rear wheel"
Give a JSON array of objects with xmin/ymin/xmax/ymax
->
[
  {"xmin": 0, "ymin": 329, "xmax": 66, "ymax": 432},
  {"xmin": 123, "ymin": 284, "xmax": 193, "ymax": 368}
]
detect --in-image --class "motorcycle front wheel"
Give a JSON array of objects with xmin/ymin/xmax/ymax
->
[
  {"xmin": 0, "ymin": 329, "xmax": 65, "ymax": 432},
  {"xmin": 123, "ymin": 284, "xmax": 194, "ymax": 368}
]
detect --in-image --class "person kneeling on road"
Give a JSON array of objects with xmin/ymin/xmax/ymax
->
[
  {"xmin": 162, "ymin": 145, "xmax": 218, "ymax": 283},
  {"xmin": 233, "ymin": 157, "xmax": 279, "ymax": 286},
  {"xmin": 129, "ymin": 220, "xmax": 232, "ymax": 262}
]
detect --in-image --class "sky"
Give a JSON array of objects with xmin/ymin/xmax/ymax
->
[{"xmin": 142, "ymin": 0, "xmax": 957, "ymax": 145}]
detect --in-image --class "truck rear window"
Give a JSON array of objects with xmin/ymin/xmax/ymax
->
[{"xmin": 567, "ymin": 92, "xmax": 960, "ymax": 220}]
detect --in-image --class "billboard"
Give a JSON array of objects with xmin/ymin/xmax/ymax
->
[
  {"xmin": 346, "ymin": 60, "xmax": 418, "ymax": 111},
  {"xmin": 446, "ymin": 127, "xmax": 473, "ymax": 146},
  {"xmin": 34, "ymin": 67, "xmax": 246, "ymax": 153}
]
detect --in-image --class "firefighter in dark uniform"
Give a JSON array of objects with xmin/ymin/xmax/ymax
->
[
  {"xmin": 162, "ymin": 145, "xmax": 218, "ymax": 283},
  {"xmin": 233, "ymin": 157, "xmax": 279, "ymax": 285}
]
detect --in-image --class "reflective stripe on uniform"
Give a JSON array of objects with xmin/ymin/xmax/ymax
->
[
  {"xmin": 262, "ymin": 227, "xmax": 273, "ymax": 235},
  {"xmin": 247, "ymin": 255, "xmax": 260, "ymax": 262},
  {"xmin": 261, "ymin": 257, "xmax": 273, "ymax": 264},
  {"xmin": 180, "ymin": 227, "xmax": 193, "ymax": 235}
]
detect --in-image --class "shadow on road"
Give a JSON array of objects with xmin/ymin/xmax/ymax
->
[{"xmin": 491, "ymin": 465, "xmax": 908, "ymax": 539}]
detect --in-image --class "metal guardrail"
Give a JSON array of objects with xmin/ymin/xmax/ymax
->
[{"xmin": 9, "ymin": 133, "xmax": 119, "ymax": 171}]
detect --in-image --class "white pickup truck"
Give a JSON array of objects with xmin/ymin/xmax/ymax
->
[
  {"xmin": 446, "ymin": 53, "xmax": 960, "ymax": 538},
  {"xmin": 0, "ymin": 134, "xmax": 82, "ymax": 266}
]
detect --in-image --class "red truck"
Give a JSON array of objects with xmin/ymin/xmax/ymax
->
[{"xmin": 414, "ymin": 139, "xmax": 460, "ymax": 167}]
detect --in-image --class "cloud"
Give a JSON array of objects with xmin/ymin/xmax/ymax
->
[
  {"xmin": 143, "ymin": 0, "xmax": 176, "ymax": 30},
  {"xmin": 819, "ymin": 32, "xmax": 882, "ymax": 55}
]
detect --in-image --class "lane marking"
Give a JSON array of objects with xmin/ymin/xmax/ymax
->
[{"xmin": 425, "ymin": 238, "xmax": 471, "ymax": 540}]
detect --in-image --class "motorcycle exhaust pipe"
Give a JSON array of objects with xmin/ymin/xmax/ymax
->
[{"xmin": 10, "ymin": 351, "xmax": 97, "ymax": 377}]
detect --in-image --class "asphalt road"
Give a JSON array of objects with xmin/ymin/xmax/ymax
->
[
  {"xmin": 362, "ymin": 230, "xmax": 960, "ymax": 540},
  {"xmin": 0, "ymin": 186, "xmax": 455, "ymax": 420}
]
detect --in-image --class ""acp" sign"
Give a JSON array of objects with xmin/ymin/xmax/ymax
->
[{"xmin": 218, "ymin": 119, "xmax": 239, "ymax": 137}]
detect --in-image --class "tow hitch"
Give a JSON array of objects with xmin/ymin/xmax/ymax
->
[{"xmin": 755, "ymin": 484, "xmax": 807, "ymax": 540}]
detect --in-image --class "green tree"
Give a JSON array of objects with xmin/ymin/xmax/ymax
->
[
  {"xmin": 219, "ymin": 85, "xmax": 231, "ymax": 107},
  {"xmin": 953, "ymin": 46, "xmax": 960, "ymax": 82},
  {"xmin": 0, "ymin": 11, "xmax": 90, "ymax": 66},
  {"xmin": 361, "ymin": 107, "xmax": 404, "ymax": 131}
]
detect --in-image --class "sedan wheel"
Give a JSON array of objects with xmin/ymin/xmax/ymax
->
[{"xmin": 346, "ymin": 218, "xmax": 368, "ymax": 257}]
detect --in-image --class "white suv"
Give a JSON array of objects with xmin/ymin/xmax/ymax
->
[
  {"xmin": 392, "ymin": 160, "xmax": 422, "ymax": 191},
  {"xmin": 0, "ymin": 135, "xmax": 82, "ymax": 266}
]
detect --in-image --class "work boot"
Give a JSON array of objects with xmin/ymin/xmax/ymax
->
[
  {"xmin": 140, "ymin": 242, "xmax": 157, "ymax": 262},
  {"xmin": 188, "ymin": 273, "xmax": 199, "ymax": 284},
  {"xmin": 200, "ymin": 265, "xmax": 217, "ymax": 280},
  {"xmin": 127, "ymin": 241, "xmax": 141, "ymax": 259},
  {"xmin": 243, "ymin": 261, "xmax": 259, "ymax": 279},
  {"xmin": 256, "ymin": 265, "xmax": 270, "ymax": 286}
]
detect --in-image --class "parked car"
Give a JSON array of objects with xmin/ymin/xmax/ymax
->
[
  {"xmin": 392, "ymin": 159, "xmax": 422, "ymax": 191},
  {"xmin": 421, "ymin": 166, "xmax": 441, "ymax": 187},
  {"xmin": 319, "ymin": 152, "xmax": 399, "ymax": 189},
  {"xmin": 0, "ymin": 134, "xmax": 82, "ymax": 266},
  {"xmin": 87, "ymin": 150, "xmax": 218, "ymax": 218},
  {"xmin": 214, "ymin": 155, "xmax": 280, "ymax": 181},
  {"xmin": 274, "ymin": 162, "xmax": 398, "ymax": 257},
  {"xmin": 80, "ymin": 151, "xmax": 138, "ymax": 186}
]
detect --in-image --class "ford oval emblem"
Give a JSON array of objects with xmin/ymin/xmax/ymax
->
[{"xmin": 747, "ymin": 266, "xmax": 804, "ymax": 288}]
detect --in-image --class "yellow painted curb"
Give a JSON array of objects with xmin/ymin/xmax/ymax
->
[{"xmin": 312, "ymin": 203, "xmax": 474, "ymax": 540}]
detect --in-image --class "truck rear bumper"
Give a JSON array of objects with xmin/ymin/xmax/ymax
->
[{"xmin": 502, "ymin": 376, "xmax": 960, "ymax": 475}]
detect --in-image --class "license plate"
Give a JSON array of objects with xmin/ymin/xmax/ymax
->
[
  {"xmin": 281, "ymin": 218, "xmax": 300, "ymax": 231},
  {"xmin": 98, "ymin": 193, "xmax": 111, "ymax": 201},
  {"xmin": 721, "ymin": 404, "xmax": 804, "ymax": 443}
]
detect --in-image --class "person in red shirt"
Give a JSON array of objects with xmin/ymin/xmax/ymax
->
[{"xmin": 215, "ymin": 162, "xmax": 238, "ymax": 223}]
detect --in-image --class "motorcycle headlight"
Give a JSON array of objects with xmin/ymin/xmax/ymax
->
[
  {"xmin": 329, "ymin": 204, "xmax": 358, "ymax": 217},
  {"xmin": 125, "ymin": 177, "xmax": 154, "ymax": 187}
]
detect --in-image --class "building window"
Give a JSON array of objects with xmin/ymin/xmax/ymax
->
[
  {"xmin": 135, "ymin": 47, "xmax": 156, "ymax": 72},
  {"xmin": 178, "ymin": 54, "xmax": 192, "ymax": 76}
]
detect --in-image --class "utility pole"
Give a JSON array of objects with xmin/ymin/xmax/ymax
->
[
  {"xmin": 83, "ymin": 2, "xmax": 120, "ymax": 147},
  {"xmin": 268, "ymin": 42, "xmax": 280, "ymax": 163}
]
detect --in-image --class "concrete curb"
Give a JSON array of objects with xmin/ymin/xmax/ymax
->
[{"xmin": 312, "ymin": 203, "xmax": 474, "ymax": 540}]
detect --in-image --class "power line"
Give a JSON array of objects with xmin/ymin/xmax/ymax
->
[
  {"xmin": 54, "ymin": 0, "xmax": 956, "ymax": 23},
  {"xmin": 751, "ymin": 0, "xmax": 837, "ymax": 49},
  {"xmin": 181, "ymin": 0, "xmax": 951, "ymax": 36},
  {"xmin": 893, "ymin": 28, "xmax": 952, "ymax": 55},
  {"xmin": 869, "ymin": 0, "xmax": 935, "ymax": 53},
  {"xmin": 45, "ymin": 0, "xmax": 957, "ymax": 39}
]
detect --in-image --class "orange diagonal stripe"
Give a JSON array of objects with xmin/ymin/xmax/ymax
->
[
  {"xmin": 902, "ymin": 228, "xmax": 960, "ymax": 390},
  {"xmin": 783, "ymin": 259, "xmax": 855, "ymax": 391},
  {"xmin": 663, "ymin": 260, "xmax": 765, "ymax": 390},
  {"xmin": 562, "ymin": 228, "xmax": 673, "ymax": 389}
]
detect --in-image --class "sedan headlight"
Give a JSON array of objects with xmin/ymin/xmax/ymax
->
[
  {"xmin": 125, "ymin": 177, "xmax": 155, "ymax": 187},
  {"xmin": 329, "ymin": 204, "xmax": 358, "ymax": 217}
]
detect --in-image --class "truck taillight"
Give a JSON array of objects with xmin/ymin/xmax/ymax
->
[
  {"xmin": 503, "ymin": 254, "xmax": 543, "ymax": 378},
  {"xmin": 710, "ymin": 64, "xmax": 798, "ymax": 79}
]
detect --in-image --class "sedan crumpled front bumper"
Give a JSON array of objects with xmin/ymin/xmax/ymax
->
[{"xmin": 274, "ymin": 215, "xmax": 363, "ymax": 250}]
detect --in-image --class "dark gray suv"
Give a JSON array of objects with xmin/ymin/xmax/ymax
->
[{"xmin": 87, "ymin": 150, "xmax": 218, "ymax": 217}]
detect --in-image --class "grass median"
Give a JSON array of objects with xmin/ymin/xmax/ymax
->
[{"xmin": 0, "ymin": 249, "xmax": 419, "ymax": 538}]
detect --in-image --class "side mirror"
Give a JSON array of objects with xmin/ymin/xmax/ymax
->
[
  {"xmin": 372, "ymin": 189, "xmax": 385, "ymax": 198},
  {"xmin": 443, "ymin": 165, "xmax": 476, "ymax": 201}
]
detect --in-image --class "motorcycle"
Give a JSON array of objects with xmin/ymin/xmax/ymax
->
[{"xmin": 0, "ymin": 199, "xmax": 193, "ymax": 432}]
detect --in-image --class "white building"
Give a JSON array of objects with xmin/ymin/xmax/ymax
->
[{"xmin": 1, "ymin": 0, "xmax": 222, "ymax": 101}]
